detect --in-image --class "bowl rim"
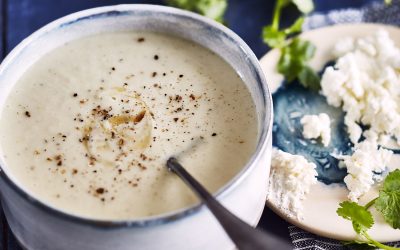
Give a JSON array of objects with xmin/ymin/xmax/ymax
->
[{"xmin": 0, "ymin": 4, "xmax": 272, "ymax": 229}]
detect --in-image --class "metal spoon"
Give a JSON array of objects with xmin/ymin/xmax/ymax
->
[{"xmin": 166, "ymin": 157, "xmax": 293, "ymax": 250}]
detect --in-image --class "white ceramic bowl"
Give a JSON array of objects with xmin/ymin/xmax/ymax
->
[{"xmin": 0, "ymin": 4, "xmax": 273, "ymax": 250}]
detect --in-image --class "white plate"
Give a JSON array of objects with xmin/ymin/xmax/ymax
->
[{"xmin": 260, "ymin": 23, "xmax": 400, "ymax": 242}]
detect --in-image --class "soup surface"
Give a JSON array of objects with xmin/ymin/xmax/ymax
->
[{"xmin": 0, "ymin": 32, "xmax": 258, "ymax": 220}]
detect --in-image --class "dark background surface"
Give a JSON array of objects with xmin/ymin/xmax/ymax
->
[{"xmin": 0, "ymin": 0, "xmax": 377, "ymax": 249}]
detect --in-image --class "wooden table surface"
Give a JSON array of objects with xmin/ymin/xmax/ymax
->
[{"xmin": 0, "ymin": 0, "xmax": 375, "ymax": 249}]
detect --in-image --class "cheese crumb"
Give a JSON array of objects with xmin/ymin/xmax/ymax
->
[
  {"xmin": 339, "ymin": 140, "xmax": 392, "ymax": 201},
  {"xmin": 300, "ymin": 113, "xmax": 331, "ymax": 146},
  {"xmin": 321, "ymin": 30, "xmax": 398, "ymax": 201},
  {"xmin": 321, "ymin": 30, "xmax": 400, "ymax": 145},
  {"xmin": 268, "ymin": 149, "xmax": 318, "ymax": 220}
]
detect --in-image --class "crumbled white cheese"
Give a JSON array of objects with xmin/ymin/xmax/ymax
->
[
  {"xmin": 320, "ymin": 30, "xmax": 400, "ymax": 145},
  {"xmin": 269, "ymin": 30, "xmax": 398, "ymax": 217},
  {"xmin": 339, "ymin": 140, "xmax": 392, "ymax": 201},
  {"xmin": 300, "ymin": 113, "xmax": 331, "ymax": 146},
  {"xmin": 268, "ymin": 149, "xmax": 318, "ymax": 220},
  {"xmin": 320, "ymin": 30, "xmax": 398, "ymax": 201}
]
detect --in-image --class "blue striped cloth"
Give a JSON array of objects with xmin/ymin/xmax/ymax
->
[
  {"xmin": 303, "ymin": 0, "xmax": 400, "ymax": 30},
  {"xmin": 289, "ymin": 1, "xmax": 400, "ymax": 249},
  {"xmin": 289, "ymin": 226, "xmax": 400, "ymax": 249}
]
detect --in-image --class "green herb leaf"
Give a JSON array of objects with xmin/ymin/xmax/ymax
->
[
  {"xmin": 337, "ymin": 201, "xmax": 374, "ymax": 234},
  {"xmin": 337, "ymin": 200, "xmax": 400, "ymax": 250},
  {"xmin": 166, "ymin": 0, "xmax": 227, "ymax": 23},
  {"xmin": 277, "ymin": 38, "xmax": 319, "ymax": 89},
  {"xmin": 262, "ymin": 26, "xmax": 287, "ymax": 48},
  {"xmin": 284, "ymin": 17, "xmax": 305, "ymax": 35},
  {"xmin": 375, "ymin": 169, "xmax": 400, "ymax": 229},
  {"xmin": 277, "ymin": 48, "xmax": 302, "ymax": 82},
  {"xmin": 196, "ymin": 0, "xmax": 227, "ymax": 23},
  {"xmin": 292, "ymin": 0, "xmax": 315, "ymax": 14},
  {"xmin": 298, "ymin": 66, "xmax": 320, "ymax": 90},
  {"xmin": 262, "ymin": 0, "xmax": 320, "ymax": 90},
  {"xmin": 291, "ymin": 38, "xmax": 316, "ymax": 60},
  {"xmin": 382, "ymin": 169, "xmax": 400, "ymax": 192}
]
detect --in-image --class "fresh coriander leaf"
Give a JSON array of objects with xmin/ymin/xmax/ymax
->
[
  {"xmin": 277, "ymin": 47, "xmax": 303, "ymax": 82},
  {"xmin": 337, "ymin": 201, "xmax": 374, "ymax": 234},
  {"xmin": 292, "ymin": 0, "xmax": 315, "ymax": 14},
  {"xmin": 338, "ymin": 173, "xmax": 400, "ymax": 250},
  {"xmin": 290, "ymin": 38, "xmax": 316, "ymax": 61},
  {"xmin": 298, "ymin": 66, "xmax": 320, "ymax": 90},
  {"xmin": 375, "ymin": 192, "xmax": 400, "ymax": 229},
  {"xmin": 375, "ymin": 169, "xmax": 400, "ymax": 229},
  {"xmin": 284, "ymin": 17, "xmax": 304, "ymax": 35},
  {"xmin": 262, "ymin": 26, "xmax": 287, "ymax": 48},
  {"xmin": 338, "ymin": 201, "xmax": 400, "ymax": 250},
  {"xmin": 166, "ymin": 0, "xmax": 227, "ymax": 23},
  {"xmin": 196, "ymin": 0, "xmax": 227, "ymax": 23},
  {"xmin": 263, "ymin": 0, "xmax": 319, "ymax": 90},
  {"xmin": 166, "ymin": 0, "xmax": 194, "ymax": 9},
  {"xmin": 277, "ymin": 38, "xmax": 319, "ymax": 89},
  {"xmin": 382, "ymin": 169, "xmax": 400, "ymax": 192}
]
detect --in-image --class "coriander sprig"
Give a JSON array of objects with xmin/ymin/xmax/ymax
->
[
  {"xmin": 337, "ymin": 170, "xmax": 400, "ymax": 250},
  {"xmin": 165, "ymin": 0, "xmax": 227, "ymax": 23},
  {"xmin": 375, "ymin": 169, "xmax": 400, "ymax": 229},
  {"xmin": 262, "ymin": 0, "xmax": 320, "ymax": 91}
]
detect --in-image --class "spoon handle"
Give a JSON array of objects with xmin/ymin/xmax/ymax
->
[{"xmin": 167, "ymin": 158, "xmax": 292, "ymax": 250}]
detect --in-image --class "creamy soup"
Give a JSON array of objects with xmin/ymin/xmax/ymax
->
[{"xmin": 0, "ymin": 32, "xmax": 258, "ymax": 220}]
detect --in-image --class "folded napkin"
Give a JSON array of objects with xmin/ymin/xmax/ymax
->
[{"xmin": 289, "ymin": 1, "xmax": 400, "ymax": 249}]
